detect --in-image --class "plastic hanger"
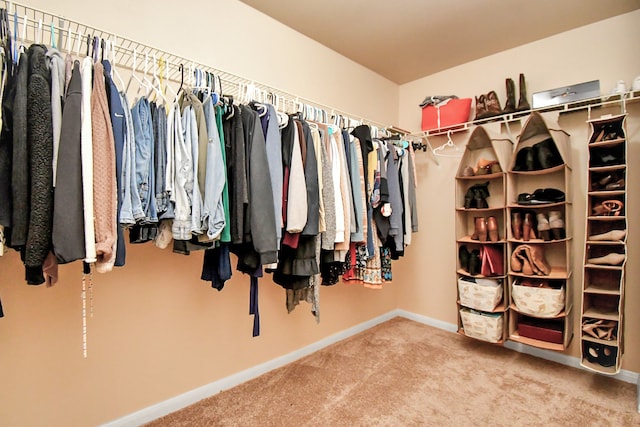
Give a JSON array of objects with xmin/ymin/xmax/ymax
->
[
  {"xmin": 65, "ymin": 24, "xmax": 72, "ymax": 54},
  {"xmin": 161, "ymin": 58, "xmax": 178, "ymax": 105},
  {"xmin": 125, "ymin": 47, "xmax": 148, "ymax": 95},
  {"xmin": 433, "ymin": 130, "xmax": 462, "ymax": 158},
  {"xmin": 108, "ymin": 39, "xmax": 126, "ymax": 90}
]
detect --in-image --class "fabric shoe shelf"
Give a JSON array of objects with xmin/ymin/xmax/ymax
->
[
  {"xmin": 580, "ymin": 113, "xmax": 628, "ymax": 375},
  {"xmin": 455, "ymin": 126, "xmax": 512, "ymax": 344},
  {"xmin": 506, "ymin": 112, "xmax": 574, "ymax": 351}
]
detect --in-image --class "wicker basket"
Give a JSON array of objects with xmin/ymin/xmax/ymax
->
[
  {"xmin": 459, "ymin": 308, "xmax": 503, "ymax": 343},
  {"xmin": 458, "ymin": 277, "xmax": 503, "ymax": 312},
  {"xmin": 512, "ymin": 283, "xmax": 565, "ymax": 318}
]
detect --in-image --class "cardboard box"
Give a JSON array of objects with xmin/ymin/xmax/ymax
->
[{"xmin": 532, "ymin": 80, "xmax": 600, "ymax": 109}]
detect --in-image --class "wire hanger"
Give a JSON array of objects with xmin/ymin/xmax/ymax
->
[{"xmin": 433, "ymin": 130, "xmax": 462, "ymax": 158}]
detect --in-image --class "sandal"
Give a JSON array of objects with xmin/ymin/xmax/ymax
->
[
  {"xmin": 582, "ymin": 319, "xmax": 617, "ymax": 341},
  {"xmin": 592, "ymin": 200, "xmax": 623, "ymax": 216}
]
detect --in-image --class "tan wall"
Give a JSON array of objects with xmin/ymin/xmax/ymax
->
[
  {"xmin": 0, "ymin": 0, "xmax": 399, "ymax": 426},
  {"xmin": 397, "ymin": 10, "xmax": 640, "ymax": 371}
]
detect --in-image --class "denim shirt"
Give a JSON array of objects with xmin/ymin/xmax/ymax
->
[
  {"xmin": 201, "ymin": 95, "xmax": 226, "ymax": 240},
  {"xmin": 168, "ymin": 103, "xmax": 193, "ymax": 240},
  {"xmin": 131, "ymin": 97, "xmax": 158, "ymax": 224},
  {"xmin": 118, "ymin": 92, "xmax": 144, "ymax": 224},
  {"xmin": 181, "ymin": 104, "xmax": 203, "ymax": 234}
]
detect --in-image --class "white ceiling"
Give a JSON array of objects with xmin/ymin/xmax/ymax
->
[{"xmin": 239, "ymin": 0, "xmax": 640, "ymax": 84}]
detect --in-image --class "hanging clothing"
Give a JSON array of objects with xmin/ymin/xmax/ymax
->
[
  {"xmin": 201, "ymin": 95, "xmax": 226, "ymax": 241},
  {"xmin": 300, "ymin": 120, "xmax": 319, "ymax": 237},
  {"xmin": 102, "ymin": 60, "xmax": 127, "ymax": 266},
  {"xmin": 9, "ymin": 52, "xmax": 28, "ymax": 249},
  {"xmin": 24, "ymin": 44, "xmax": 54, "ymax": 285},
  {"xmin": 131, "ymin": 97, "xmax": 158, "ymax": 225},
  {"xmin": 52, "ymin": 60, "xmax": 85, "ymax": 264},
  {"xmin": 168, "ymin": 102, "xmax": 192, "ymax": 241},
  {"xmin": 264, "ymin": 104, "xmax": 283, "ymax": 243},
  {"xmin": 385, "ymin": 143, "xmax": 404, "ymax": 252},
  {"xmin": 118, "ymin": 92, "xmax": 143, "ymax": 225},
  {"xmin": 91, "ymin": 61, "xmax": 118, "ymax": 273},
  {"xmin": 46, "ymin": 48, "xmax": 65, "ymax": 187},
  {"xmin": 81, "ymin": 56, "xmax": 96, "ymax": 264},
  {"xmin": 284, "ymin": 118, "xmax": 307, "ymax": 236},
  {"xmin": 215, "ymin": 105, "xmax": 231, "ymax": 244},
  {"xmin": 0, "ymin": 46, "xmax": 14, "ymax": 235},
  {"xmin": 241, "ymin": 107, "xmax": 278, "ymax": 265},
  {"xmin": 223, "ymin": 104, "xmax": 247, "ymax": 245}
]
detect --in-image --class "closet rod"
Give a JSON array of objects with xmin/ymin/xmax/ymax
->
[{"xmin": 1, "ymin": 0, "xmax": 394, "ymax": 133}]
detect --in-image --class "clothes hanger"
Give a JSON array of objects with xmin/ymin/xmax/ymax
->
[
  {"xmin": 161, "ymin": 58, "xmax": 177, "ymax": 105},
  {"xmin": 125, "ymin": 47, "xmax": 147, "ymax": 94},
  {"xmin": 433, "ymin": 130, "xmax": 462, "ymax": 158},
  {"xmin": 108, "ymin": 38, "xmax": 126, "ymax": 90},
  {"xmin": 35, "ymin": 18, "xmax": 42, "ymax": 45},
  {"xmin": 74, "ymin": 29, "xmax": 82, "ymax": 57},
  {"xmin": 65, "ymin": 25, "xmax": 72, "ymax": 54}
]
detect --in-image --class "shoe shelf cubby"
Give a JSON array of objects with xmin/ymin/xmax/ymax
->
[
  {"xmin": 580, "ymin": 113, "xmax": 628, "ymax": 375},
  {"xmin": 505, "ymin": 112, "xmax": 574, "ymax": 351},
  {"xmin": 455, "ymin": 126, "xmax": 512, "ymax": 344}
]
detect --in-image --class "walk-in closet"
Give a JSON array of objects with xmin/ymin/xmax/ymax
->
[{"xmin": 0, "ymin": 1, "xmax": 638, "ymax": 425}]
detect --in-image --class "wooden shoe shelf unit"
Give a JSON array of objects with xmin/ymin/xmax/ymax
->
[
  {"xmin": 506, "ymin": 112, "xmax": 574, "ymax": 351},
  {"xmin": 580, "ymin": 114, "xmax": 628, "ymax": 375},
  {"xmin": 455, "ymin": 126, "xmax": 513, "ymax": 343}
]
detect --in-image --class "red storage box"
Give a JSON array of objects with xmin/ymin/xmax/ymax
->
[
  {"xmin": 421, "ymin": 98, "xmax": 472, "ymax": 131},
  {"xmin": 518, "ymin": 318, "xmax": 563, "ymax": 344}
]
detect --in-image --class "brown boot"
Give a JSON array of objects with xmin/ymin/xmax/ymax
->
[
  {"xmin": 516, "ymin": 73, "xmax": 531, "ymax": 111},
  {"xmin": 485, "ymin": 91, "xmax": 502, "ymax": 117},
  {"xmin": 475, "ymin": 94, "xmax": 487, "ymax": 120},
  {"xmin": 503, "ymin": 78, "xmax": 516, "ymax": 113},
  {"xmin": 471, "ymin": 217, "xmax": 487, "ymax": 241},
  {"xmin": 487, "ymin": 216, "xmax": 499, "ymax": 242}
]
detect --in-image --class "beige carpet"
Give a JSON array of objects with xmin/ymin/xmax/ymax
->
[{"xmin": 146, "ymin": 317, "xmax": 639, "ymax": 426}]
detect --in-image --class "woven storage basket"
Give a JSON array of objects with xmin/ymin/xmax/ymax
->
[
  {"xmin": 512, "ymin": 284, "xmax": 565, "ymax": 318},
  {"xmin": 459, "ymin": 308, "xmax": 503, "ymax": 343},
  {"xmin": 458, "ymin": 277, "xmax": 502, "ymax": 312}
]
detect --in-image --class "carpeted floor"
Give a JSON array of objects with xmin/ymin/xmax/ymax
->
[{"xmin": 145, "ymin": 317, "xmax": 640, "ymax": 426}]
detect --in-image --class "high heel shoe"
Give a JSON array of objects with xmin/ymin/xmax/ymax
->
[
  {"xmin": 587, "ymin": 252, "xmax": 625, "ymax": 266},
  {"xmin": 548, "ymin": 210, "xmax": 566, "ymax": 240},
  {"xmin": 511, "ymin": 211, "xmax": 522, "ymax": 240},
  {"xmin": 588, "ymin": 229, "xmax": 626, "ymax": 241},
  {"xmin": 487, "ymin": 216, "xmax": 499, "ymax": 242},
  {"xmin": 605, "ymin": 178, "xmax": 625, "ymax": 191},
  {"xmin": 471, "ymin": 217, "xmax": 488, "ymax": 241},
  {"xmin": 592, "ymin": 200, "xmax": 623, "ymax": 216},
  {"xmin": 536, "ymin": 213, "xmax": 551, "ymax": 241},
  {"xmin": 522, "ymin": 212, "xmax": 537, "ymax": 241}
]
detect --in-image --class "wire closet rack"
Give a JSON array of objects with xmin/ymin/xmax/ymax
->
[{"xmin": 1, "ymin": 0, "xmax": 401, "ymax": 135}]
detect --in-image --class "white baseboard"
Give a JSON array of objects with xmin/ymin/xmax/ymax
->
[
  {"xmin": 103, "ymin": 309, "xmax": 639, "ymax": 425},
  {"xmin": 395, "ymin": 309, "xmax": 640, "ymax": 386},
  {"xmin": 100, "ymin": 310, "xmax": 400, "ymax": 427}
]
